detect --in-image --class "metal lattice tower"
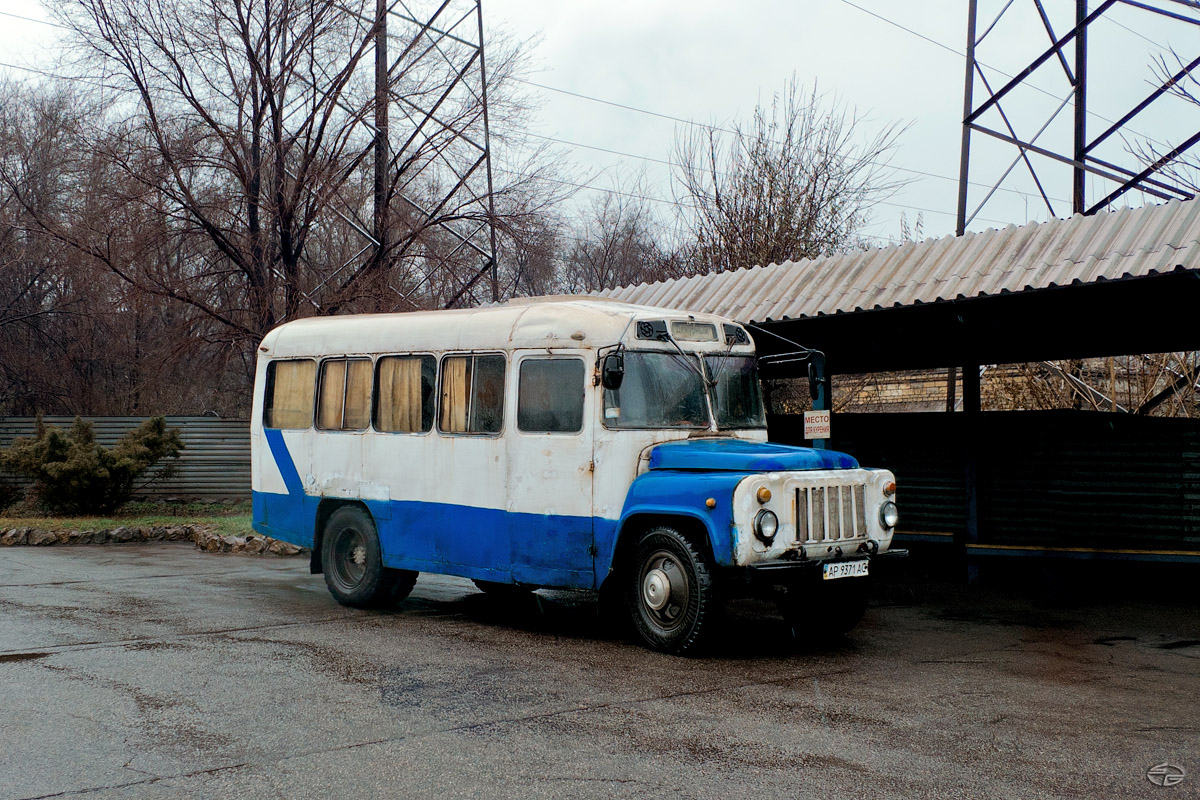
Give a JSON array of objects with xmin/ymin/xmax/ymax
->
[
  {"xmin": 310, "ymin": 0, "xmax": 499, "ymax": 311},
  {"xmin": 957, "ymin": 0, "xmax": 1200, "ymax": 235}
]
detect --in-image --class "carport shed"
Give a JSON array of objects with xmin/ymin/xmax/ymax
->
[{"xmin": 598, "ymin": 199, "xmax": 1200, "ymax": 569}]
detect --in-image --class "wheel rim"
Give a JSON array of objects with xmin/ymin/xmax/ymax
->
[
  {"xmin": 330, "ymin": 527, "xmax": 368, "ymax": 591},
  {"xmin": 639, "ymin": 548, "xmax": 690, "ymax": 631}
]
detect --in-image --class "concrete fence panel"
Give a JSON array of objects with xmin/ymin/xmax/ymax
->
[{"xmin": 0, "ymin": 416, "xmax": 250, "ymax": 500}]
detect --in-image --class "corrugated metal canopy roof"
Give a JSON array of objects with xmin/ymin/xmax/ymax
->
[{"xmin": 594, "ymin": 199, "xmax": 1200, "ymax": 323}]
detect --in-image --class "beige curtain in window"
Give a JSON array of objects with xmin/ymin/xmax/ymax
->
[
  {"xmin": 377, "ymin": 357, "xmax": 423, "ymax": 432},
  {"xmin": 343, "ymin": 361, "xmax": 372, "ymax": 429},
  {"xmin": 318, "ymin": 360, "xmax": 347, "ymax": 429},
  {"xmin": 268, "ymin": 360, "xmax": 316, "ymax": 429},
  {"xmin": 440, "ymin": 357, "xmax": 470, "ymax": 432}
]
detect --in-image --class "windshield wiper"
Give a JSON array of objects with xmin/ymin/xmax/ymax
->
[
  {"xmin": 653, "ymin": 328, "xmax": 714, "ymax": 388},
  {"xmin": 706, "ymin": 336, "xmax": 737, "ymax": 386}
]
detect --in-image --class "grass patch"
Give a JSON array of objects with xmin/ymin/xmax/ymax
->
[{"xmin": 0, "ymin": 499, "xmax": 255, "ymax": 537}]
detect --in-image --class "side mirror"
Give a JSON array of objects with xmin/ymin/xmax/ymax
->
[
  {"xmin": 601, "ymin": 352, "xmax": 624, "ymax": 390},
  {"xmin": 807, "ymin": 353, "xmax": 825, "ymax": 400}
]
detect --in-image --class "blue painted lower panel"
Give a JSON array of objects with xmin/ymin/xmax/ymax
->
[
  {"xmin": 252, "ymin": 491, "xmax": 317, "ymax": 549},
  {"xmin": 254, "ymin": 467, "xmax": 748, "ymax": 590},
  {"xmin": 380, "ymin": 500, "xmax": 596, "ymax": 588},
  {"xmin": 253, "ymin": 491, "xmax": 605, "ymax": 589}
]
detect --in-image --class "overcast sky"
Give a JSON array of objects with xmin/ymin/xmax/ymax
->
[{"xmin": 2, "ymin": 0, "xmax": 1197, "ymax": 246}]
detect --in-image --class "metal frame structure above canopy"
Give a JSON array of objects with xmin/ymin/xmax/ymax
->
[{"xmin": 956, "ymin": 0, "xmax": 1200, "ymax": 234}]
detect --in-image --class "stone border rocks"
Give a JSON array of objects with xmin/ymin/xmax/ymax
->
[
  {"xmin": 191, "ymin": 528, "xmax": 306, "ymax": 556},
  {"xmin": 0, "ymin": 524, "xmax": 307, "ymax": 557}
]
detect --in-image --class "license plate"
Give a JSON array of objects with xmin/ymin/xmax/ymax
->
[{"xmin": 822, "ymin": 560, "xmax": 869, "ymax": 580}]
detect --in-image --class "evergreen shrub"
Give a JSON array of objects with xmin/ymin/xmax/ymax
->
[{"xmin": 2, "ymin": 416, "xmax": 184, "ymax": 514}]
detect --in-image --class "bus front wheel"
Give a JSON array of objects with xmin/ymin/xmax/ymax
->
[
  {"xmin": 322, "ymin": 506, "xmax": 417, "ymax": 609},
  {"xmin": 628, "ymin": 527, "xmax": 716, "ymax": 655}
]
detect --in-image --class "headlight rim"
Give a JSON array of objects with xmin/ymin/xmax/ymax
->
[
  {"xmin": 753, "ymin": 508, "xmax": 779, "ymax": 543},
  {"xmin": 879, "ymin": 501, "xmax": 899, "ymax": 529}
]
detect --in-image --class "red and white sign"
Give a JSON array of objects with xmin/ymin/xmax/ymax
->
[{"xmin": 804, "ymin": 409, "xmax": 831, "ymax": 440}]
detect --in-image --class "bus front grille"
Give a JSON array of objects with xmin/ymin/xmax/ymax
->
[{"xmin": 795, "ymin": 483, "xmax": 868, "ymax": 545}]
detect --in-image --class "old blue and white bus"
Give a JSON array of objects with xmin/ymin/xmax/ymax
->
[{"xmin": 251, "ymin": 298, "xmax": 900, "ymax": 653}]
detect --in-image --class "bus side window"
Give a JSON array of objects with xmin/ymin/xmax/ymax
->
[
  {"xmin": 440, "ymin": 354, "xmax": 505, "ymax": 434},
  {"xmin": 264, "ymin": 359, "xmax": 316, "ymax": 430},
  {"xmin": 317, "ymin": 359, "xmax": 372, "ymax": 431},
  {"xmin": 518, "ymin": 358, "xmax": 585, "ymax": 433},
  {"xmin": 375, "ymin": 355, "xmax": 436, "ymax": 433}
]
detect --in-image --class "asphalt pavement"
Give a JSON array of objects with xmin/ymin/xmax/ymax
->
[{"xmin": 0, "ymin": 543, "xmax": 1197, "ymax": 799}]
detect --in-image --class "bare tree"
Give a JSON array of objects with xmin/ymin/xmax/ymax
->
[
  {"xmin": 0, "ymin": 82, "xmax": 103, "ymax": 413},
  {"xmin": 0, "ymin": 0, "xmax": 581, "ymax": 417},
  {"xmin": 0, "ymin": 80, "xmax": 244, "ymax": 414},
  {"xmin": 0, "ymin": 0, "xmax": 574, "ymax": 418},
  {"xmin": 501, "ymin": 213, "xmax": 561, "ymax": 297},
  {"xmin": 1129, "ymin": 50, "xmax": 1200, "ymax": 195},
  {"xmin": 0, "ymin": 79, "xmax": 256, "ymax": 413},
  {"xmin": 672, "ymin": 77, "xmax": 906, "ymax": 273},
  {"xmin": 898, "ymin": 211, "xmax": 925, "ymax": 243},
  {"xmin": 557, "ymin": 178, "xmax": 691, "ymax": 293},
  {"xmin": 18, "ymin": 0, "xmax": 565, "ymax": 335},
  {"xmin": 977, "ymin": 355, "xmax": 1199, "ymax": 416},
  {"xmin": 27, "ymin": 0, "xmax": 391, "ymax": 339}
]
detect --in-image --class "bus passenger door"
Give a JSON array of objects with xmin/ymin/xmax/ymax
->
[{"xmin": 507, "ymin": 353, "xmax": 595, "ymax": 588}]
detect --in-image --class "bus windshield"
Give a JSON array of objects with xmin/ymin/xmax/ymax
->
[
  {"xmin": 705, "ymin": 355, "xmax": 767, "ymax": 429},
  {"xmin": 603, "ymin": 351, "xmax": 709, "ymax": 429},
  {"xmin": 602, "ymin": 351, "xmax": 767, "ymax": 430}
]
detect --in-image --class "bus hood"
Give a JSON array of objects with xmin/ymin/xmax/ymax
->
[{"xmin": 646, "ymin": 439, "xmax": 859, "ymax": 472}]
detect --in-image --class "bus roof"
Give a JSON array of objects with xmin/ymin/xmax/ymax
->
[{"xmin": 257, "ymin": 298, "xmax": 750, "ymax": 358}]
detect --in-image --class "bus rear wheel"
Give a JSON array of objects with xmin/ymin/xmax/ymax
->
[
  {"xmin": 628, "ymin": 527, "xmax": 716, "ymax": 655},
  {"xmin": 322, "ymin": 506, "xmax": 416, "ymax": 609}
]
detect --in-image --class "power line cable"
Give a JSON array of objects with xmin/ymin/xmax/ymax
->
[
  {"xmin": 5, "ymin": 0, "xmax": 1187, "ymax": 151},
  {"xmin": 0, "ymin": 60, "xmax": 132, "ymax": 94},
  {"xmin": 838, "ymin": 0, "xmax": 964, "ymax": 58},
  {"xmin": 1, "ymin": 7, "xmax": 1021, "ymax": 232},
  {"xmin": 836, "ymin": 0, "xmax": 1176, "ymax": 149},
  {"xmin": 0, "ymin": 62, "xmax": 1008, "ymax": 235},
  {"xmin": 0, "ymin": 10, "xmax": 58, "ymax": 27},
  {"xmin": 1100, "ymin": 11, "xmax": 1163, "ymax": 45},
  {"xmin": 0, "ymin": 57, "xmax": 999, "ymax": 228},
  {"xmin": 522, "ymin": 211, "xmax": 897, "ymax": 249},
  {"xmin": 1084, "ymin": 0, "xmax": 1196, "ymax": 47},
  {"xmin": 0, "ymin": 3, "xmax": 1078, "ymax": 206},
  {"xmin": 515, "ymin": 78, "xmax": 728, "ymax": 133},
  {"xmin": 521, "ymin": 120, "xmax": 1072, "ymax": 206},
  {"xmin": 497, "ymin": 164, "xmax": 1013, "ymax": 227}
]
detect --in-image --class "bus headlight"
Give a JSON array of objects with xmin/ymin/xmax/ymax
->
[
  {"xmin": 754, "ymin": 509, "xmax": 779, "ymax": 543},
  {"xmin": 879, "ymin": 501, "xmax": 899, "ymax": 529}
]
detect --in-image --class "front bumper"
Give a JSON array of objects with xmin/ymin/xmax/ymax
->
[
  {"xmin": 746, "ymin": 548, "xmax": 909, "ymax": 573},
  {"xmin": 739, "ymin": 549, "xmax": 909, "ymax": 588}
]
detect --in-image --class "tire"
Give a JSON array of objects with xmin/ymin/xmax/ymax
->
[
  {"xmin": 627, "ymin": 527, "xmax": 717, "ymax": 655},
  {"xmin": 778, "ymin": 575, "xmax": 869, "ymax": 641},
  {"xmin": 473, "ymin": 579, "xmax": 536, "ymax": 597},
  {"xmin": 321, "ymin": 506, "xmax": 417, "ymax": 609}
]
